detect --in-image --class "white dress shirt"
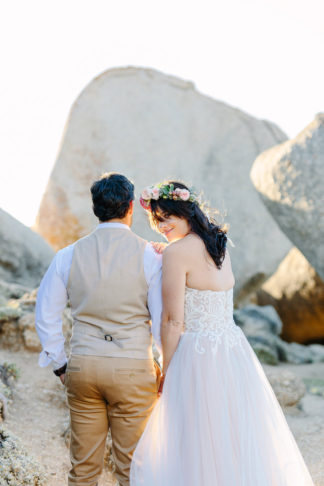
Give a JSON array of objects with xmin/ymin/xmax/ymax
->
[{"xmin": 35, "ymin": 223, "xmax": 162, "ymax": 370}]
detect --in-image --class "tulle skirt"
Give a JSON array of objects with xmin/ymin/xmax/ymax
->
[{"xmin": 130, "ymin": 329, "xmax": 314, "ymax": 486}]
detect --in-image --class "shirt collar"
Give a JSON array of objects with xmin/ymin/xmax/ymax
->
[{"xmin": 96, "ymin": 222, "xmax": 131, "ymax": 231}]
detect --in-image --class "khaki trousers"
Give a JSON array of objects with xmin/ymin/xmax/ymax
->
[{"xmin": 65, "ymin": 355, "xmax": 159, "ymax": 486}]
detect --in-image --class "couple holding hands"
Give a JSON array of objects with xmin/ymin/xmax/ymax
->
[{"xmin": 36, "ymin": 173, "xmax": 314, "ymax": 486}]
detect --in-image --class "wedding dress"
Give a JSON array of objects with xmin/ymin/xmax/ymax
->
[{"xmin": 130, "ymin": 286, "xmax": 315, "ymax": 486}]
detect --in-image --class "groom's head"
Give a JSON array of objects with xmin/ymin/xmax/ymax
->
[{"xmin": 91, "ymin": 173, "xmax": 134, "ymax": 224}]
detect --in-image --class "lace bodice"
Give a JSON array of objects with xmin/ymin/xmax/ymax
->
[{"xmin": 184, "ymin": 286, "xmax": 242, "ymax": 354}]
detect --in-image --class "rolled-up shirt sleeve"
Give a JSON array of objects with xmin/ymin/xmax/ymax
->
[{"xmin": 35, "ymin": 250, "xmax": 71, "ymax": 370}]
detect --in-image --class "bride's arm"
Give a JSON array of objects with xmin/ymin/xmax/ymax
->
[{"xmin": 161, "ymin": 244, "xmax": 186, "ymax": 375}]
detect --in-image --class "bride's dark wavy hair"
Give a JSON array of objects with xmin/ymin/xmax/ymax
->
[{"xmin": 149, "ymin": 181, "xmax": 228, "ymax": 269}]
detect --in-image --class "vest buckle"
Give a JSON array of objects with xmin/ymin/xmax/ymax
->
[{"xmin": 104, "ymin": 334, "xmax": 124, "ymax": 348}]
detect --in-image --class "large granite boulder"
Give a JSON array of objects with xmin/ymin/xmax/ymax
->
[
  {"xmin": 257, "ymin": 247, "xmax": 324, "ymax": 344},
  {"xmin": 250, "ymin": 113, "xmax": 324, "ymax": 281},
  {"xmin": 35, "ymin": 67, "xmax": 290, "ymax": 299},
  {"xmin": 0, "ymin": 209, "xmax": 54, "ymax": 288}
]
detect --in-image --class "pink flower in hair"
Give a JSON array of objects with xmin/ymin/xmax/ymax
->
[
  {"xmin": 180, "ymin": 189, "xmax": 190, "ymax": 201},
  {"xmin": 141, "ymin": 187, "xmax": 152, "ymax": 200},
  {"xmin": 151, "ymin": 187, "xmax": 160, "ymax": 200},
  {"xmin": 140, "ymin": 197, "xmax": 151, "ymax": 211}
]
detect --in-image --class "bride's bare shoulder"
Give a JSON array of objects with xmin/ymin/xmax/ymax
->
[{"xmin": 164, "ymin": 234, "xmax": 203, "ymax": 258}]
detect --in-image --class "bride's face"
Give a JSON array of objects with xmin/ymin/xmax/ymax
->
[{"xmin": 156, "ymin": 211, "xmax": 191, "ymax": 242}]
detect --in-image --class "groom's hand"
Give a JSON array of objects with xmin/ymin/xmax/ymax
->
[{"xmin": 150, "ymin": 241, "xmax": 167, "ymax": 254}]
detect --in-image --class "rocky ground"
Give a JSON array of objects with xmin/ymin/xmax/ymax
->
[
  {"xmin": 1, "ymin": 349, "xmax": 324, "ymax": 486},
  {"xmin": 1, "ymin": 349, "xmax": 116, "ymax": 486}
]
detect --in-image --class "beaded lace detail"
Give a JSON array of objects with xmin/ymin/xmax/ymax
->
[{"xmin": 184, "ymin": 286, "xmax": 242, "ymax": 354}]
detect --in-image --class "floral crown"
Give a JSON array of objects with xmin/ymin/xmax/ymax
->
[{"xmin": 139, "ymin": 183, "xmax": 200, "ymax": 211}]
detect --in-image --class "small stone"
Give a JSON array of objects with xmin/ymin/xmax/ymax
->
[
  {"xmin": 19, "ymin": 312, "xmax": 36, "ymax": 331},
  {"xmin": 0, "ymin": 306, "xmax": 22, "ymax": 323},
  {"xmin": 23, "ymin": 329, "xmax": 42, "ymax": 352},
  {"xmin": 265, "ymin": 369, "xmax": 306, "ymax": 407},
  {"xmin": 250, "ymin": 342, "xmax": 279, "ymax": 365},
  {"xmin": 276, "ymin": 340, "xmax": 313, "ymax": 364}
]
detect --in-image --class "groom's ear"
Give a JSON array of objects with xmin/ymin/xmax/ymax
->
[{"xmin": 128, "ymin": 200, "xmax": 134, "ymax": 214}]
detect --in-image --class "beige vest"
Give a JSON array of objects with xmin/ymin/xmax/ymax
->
[{"xmin": 67, "ymin": 227, "xmax": 153, "ymax": 359}]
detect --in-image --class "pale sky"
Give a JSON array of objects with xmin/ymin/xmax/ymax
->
[{"xmin": 1, "ymin": 0, "xmax": 323, "ymax": 226}]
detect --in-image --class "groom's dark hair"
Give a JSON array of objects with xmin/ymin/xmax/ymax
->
[{"xmin": 91, "ymin": 173, "xmax": 134, "ymax": 221}]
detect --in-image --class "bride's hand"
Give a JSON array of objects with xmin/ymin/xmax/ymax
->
[
  {"xmin": 150, "ymin": 241, "xmax": 167, "ymax": 254},
  {"xmin": 157, "ymin": 374, "xmax": 165, "ymax": 397}
]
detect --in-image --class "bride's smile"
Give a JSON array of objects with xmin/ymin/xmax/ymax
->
[{"xmin": 156, "ymin": 213, "xmax": 191, "ymax": 242}]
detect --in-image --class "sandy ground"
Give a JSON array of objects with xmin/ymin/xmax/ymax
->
[
  {"xmin": 267, "ymin": 362, "xmax": 324, "ymax": 486},
  {"xmin": 2, "ymin": 349, "xmax": 324, "ymax": 486}
]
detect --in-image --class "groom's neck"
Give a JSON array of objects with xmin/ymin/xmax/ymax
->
[{"xmin": 100, "ymin": 217, "xmax": 131, "ymax": 227}]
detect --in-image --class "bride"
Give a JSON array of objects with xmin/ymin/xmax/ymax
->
[{"xmin": 130, "ymin": 181, "xmax": 314, "ymax": 486}]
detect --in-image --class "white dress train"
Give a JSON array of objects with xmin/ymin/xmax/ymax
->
[{"xmin": 130, "ymin": 286, "xmax": 315, "ymax": 486}]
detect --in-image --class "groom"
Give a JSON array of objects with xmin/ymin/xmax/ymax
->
[{"xmin": 35, "ymin": 173, "xmax": 162, "ymax": 486}]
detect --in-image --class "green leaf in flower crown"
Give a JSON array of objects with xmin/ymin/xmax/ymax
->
[
  {"xmin": 169, "ymin": 183, "xmax": 174, "ymax": 192},
  {"xmin": 162, "ymin": 186, "xmax": 169, "ymax": 196}
]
